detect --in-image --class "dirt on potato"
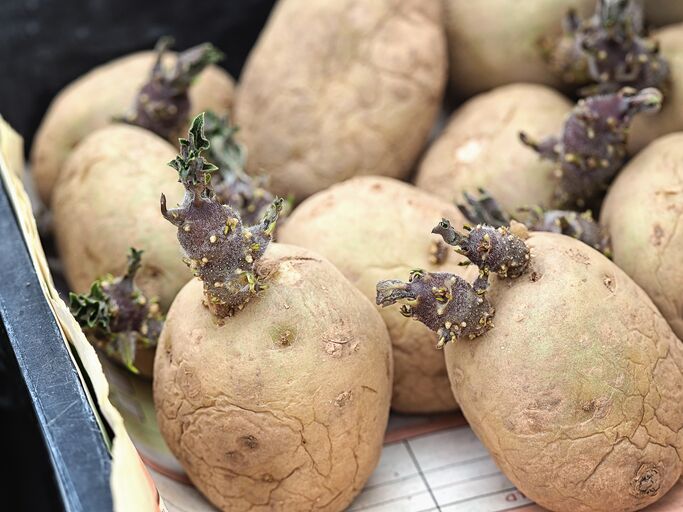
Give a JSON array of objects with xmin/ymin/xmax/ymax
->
[
  {"xmin": 52, "ymin": 124, "xmax": 189, "ymax": 311},
  {"xmin": 602, "ymin": 132, "xmax": 683, "ymax": 341},
  {"xmin": 235, "ymin": 0, "xmax": 447, "ymax": 200},
  {"xmin": 415, "ymin": 83, "xmax": 572, "ymax": 212},
  {"xmin": 154, "ymin": 244, "xmax": 392, "ymax": 512},
  {"xmin": 446, "ymin": 232, "xmax": 683, "ymax": 512},
  {"xmin": 279, "ymin": 176, "xmax": 468, "ymax": 413},
  {"xmin": 31, "ymin": 50, "xmax": 234, "ymax": 205}
]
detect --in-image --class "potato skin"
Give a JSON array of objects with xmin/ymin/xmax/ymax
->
[
  {"xmin": 415, "ymin": 84, "xmax": 572, "ymax": 212},
  {"xmin": 154, "ymin": 244, "xmax": 392, "ymax": 512},
  {"xmin": 629, "ymin": 24, "xmax": 683, "ymax": 154},
  {"xmin": 644, "ymin": 0, "xmax": 683, "ymax": 27},
  {"xmin": 279, "ymin": 176, "xmax": 467, "ymax": 413},
  {"xmin": 602, "ymin": 133, "xmax": 683, "ymax": 340},
  {"xmin": 235, "ymin": 0, "xmax": 446, "ymax": 200},
  {"xmin": 447, "ymin": 233, "xmax": 683, "ymax": 512},
  {"xmin": 443, "ymin": 0, "xmax": 594, "ymax": 96},
  {"xmin": 52, "ymin": 124, "xmax": 189, "ymax": 312},
  {"xmin": 31, "ymin": 50, "xmax": 234, "ymax": 205}
]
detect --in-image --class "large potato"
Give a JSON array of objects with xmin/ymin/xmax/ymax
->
[
  {"xmin": 602, "ymin": 133, "xmax": 683, "ymax": 340},
  {"xmin": 415, "ymin": 84, "xmax": 572, "ymax": 212},
  {"xmin": 629, "ymin": 24, "xmax": 683, "ymax": 153},
  {"xmin": 443, "ymin": 0, "xmax": 594, "ymax": 96},
  {"xmin": 154, "ymin": 243, "xmax": 392, "ymax": 512},
  {"xmin": 31, "ymin": 50, "xmax": 234, "ymax": 205},
  {"xmin": 52, "ymin": 124, "xmax": 188, "ymax": 311},
  {"xmin": 235, "ymin": 0, "xmax": 446, "ymax": 200},
  {"xmin": 447, "ymin": 233, "xmax": 683, "ymax": 512},
  {"xmin": 279, "ymin": 176, "xmax": 466, "ymax": 413}
]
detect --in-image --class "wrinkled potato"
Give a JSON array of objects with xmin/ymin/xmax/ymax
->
[
  {"xmin": 644, "ymin": 0, "xmax": 683, "ymax": 26},
  {"xmin": 447, "ymin": 232, "xmax": 683, "ymax": 512},
  {"xmin": 629, "ymin": 24, "xmax": 683, "ymax": 154},
  {"xmin": 52, "ymin": 124, "xmax": 188, "ymax": 311},
  {"xmin": 31, "ymin": 50, "xmax": 234, "ymax": 205},
  {"xmin": 235, "ymin": 0, "xmax": 446, "ymax": 200},
  {"xmin": 279, "ymin": 176, "xmax": 467, "ymax": 413},
  {"xmin": 415, "ymin": 83, "xmax": 572, "ymax": 212},
  {"xmin": 602, "ymin": 132, "xmax": 683, "ymax": 340},
  {"xmin": 154, "ymin": 243, "xmax": 392, "ymax": 512},
  {"xmin": 443, "ymin": 0, "xmax": 594, "ymax": 96}
]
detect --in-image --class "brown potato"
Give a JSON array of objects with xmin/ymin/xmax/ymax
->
[
  {"xmin": 443, "ymin": 0, "xmax": 594, "ymax": 96},
  {"xmin": 279, "ymin": 176, "xmax": 467, "ymax": 413},
  {"xmin": 446, "ymin": 232, "xmax": 683, "ymax": 512},
  {"xmin": 154, "ymin": 243, "xmax": 392, "ymax": 512},
  {"xmin": 629, "ymin": 24, "xmax": 683, "ymax": 153},
  {"xmin": 602, "ymin": 132, "xmax": 683, "ymax": 340},
  {"xmin": 235, "ymin": 0, "xmax": 446, "ymax": 200},
  {"xmin": 31, "ymin": 50, "xmax": 234, "ymax": 205},
  {"xmin": 415, "ymin": 84, "xmax": 572, "ymax": 212},
  {"xmin": 52, "ymin": 124, "xmax": 188, "ymax": 311}
]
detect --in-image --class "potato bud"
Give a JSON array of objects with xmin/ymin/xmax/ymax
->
[
  {"xmin": 520, "ymin": 87, "xmax": 662, "ymax": 207},
  {"xmin": 160, "ymin": 114, "xmax": 283, "ymax": 318},
  {"xmin": 376, "ymin": 270, "xmax": 494, "ymax": 348},
  {"xmin": 123, "ymin": 37, "xmax": 225, "ymax": 141},
  {"xmin": 432, "ymin": 220, "xmax": 530, "ymax": 292},
  {"xmin": 545, "ymin": 0, "xmax": 670, "ymax": 95},
  {"xmin": 69, "ymin": 248, "xmax": 163, "ymax": 377}
]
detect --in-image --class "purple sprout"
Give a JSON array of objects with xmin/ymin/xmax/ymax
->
[
  {"xmin": 376, "ymin": 270, "xmax": 495, "ymax": 348},
  {"xmin": 160, "ymin": 113, "xmax": 283, "ymax": 318},
  {"xmin": 520, "ymin": 87, "xmax": 662, "ymax": 208}
]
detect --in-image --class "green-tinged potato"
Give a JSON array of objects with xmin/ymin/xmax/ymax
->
[
  {"xmin": 602, "ymin": 133, "xmax": 683, "ymax": 340},
  {"xmin": 31, "ymin": 50, "xmax": 234, "ymax": 205},
  {"xmin": 279, "ymin": 176, "xmax": 467, "ymax": 413},
  {"xmin": 443, "ymin": 0, "xmax": 594, "ymax": 96},
  {"xmin": 53, "ymin": 124, "xmax": 188, "ymax": 311},
  {"xmin": 630, "ymin": 24, "xmax": 683, "ymax": 153},
  {"xmin": 644, "ymin": 0, "xmax": 683, "ymax": 26},
  {"xmin": 235, "ymin": 0, "xmax": 446, "ymax": 200},
  {"xmin": 154, "ymin": 243, "xmax": 392, "ymax": 512},
  {"xmin": 415, "ymin": 84, "xmax": 572, "ymax": 212},
  {"xmin": 446, "ymin": 232, "xmax": 683, "ymax": 512}
]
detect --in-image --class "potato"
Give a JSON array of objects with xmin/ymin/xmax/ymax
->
[
  {"xmin": 629, "ymin": 23, "xmax": 683, "ymax": 153},
  {"xmin": 644, "ymin": 0, "xmax": 683, "ymax": 26},
  {"xmin": 154, "ymin": 243, "xmax": 392, "ymax": 512},
  {"xmin": 415, "ymin": 84, "xmax": 572, "ymax": 212},
  {"xmin": 235, "ymin": 0, "xmax": 446, "ymax": 200},
  {"xmin": 31, "ymin": 50, "xmax": 234, "ymax": 205},
  {"xmin": 52, "ymin": 124, "xmax": 188, "ymax": 311},
  {"xmin": 445, "ymin": 233, "xmax": 683, "ymax": 512},
  {"xmin": 601, "ymin": 132, "xmax": 683, "ymax": 340},
  {"xmin": 279, "ymin": 176, "xmax": 466, "ymax": 413},
  {"xmin": 443, "ymin": 0, "xmax": 594, "ymax": 96}
]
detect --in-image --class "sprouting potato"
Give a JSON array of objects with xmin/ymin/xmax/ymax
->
[
  {"xmin": 415, "ymin": 84, "xmax": 572, "ymax": 212},
  {"xmin": 442, "ymin": 0, "xmax": 595, "ymax": 96},
  {"xmin": 379, "ymin": 223, "xmax": 683, "ymax": 512},
  {"xmin": 154, "ymin": 116, "xmax": 392, "ymax": 511},
  {"xmin": 31, "ymin": 44, "xmax": 234, "ymax": 205}
]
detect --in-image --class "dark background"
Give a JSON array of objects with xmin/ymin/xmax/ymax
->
[
  {"xmin": 0, "ymin": 2, "xmax": 276, "ymax": 509},
  {"xmin": 0, "ymin": 0, "xmax": 277, "ymax": 148}
]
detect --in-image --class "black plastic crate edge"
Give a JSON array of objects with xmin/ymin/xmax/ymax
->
[{"xmin": 0, "ymin": 176, "xmax": 112, "ymax": 512}]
